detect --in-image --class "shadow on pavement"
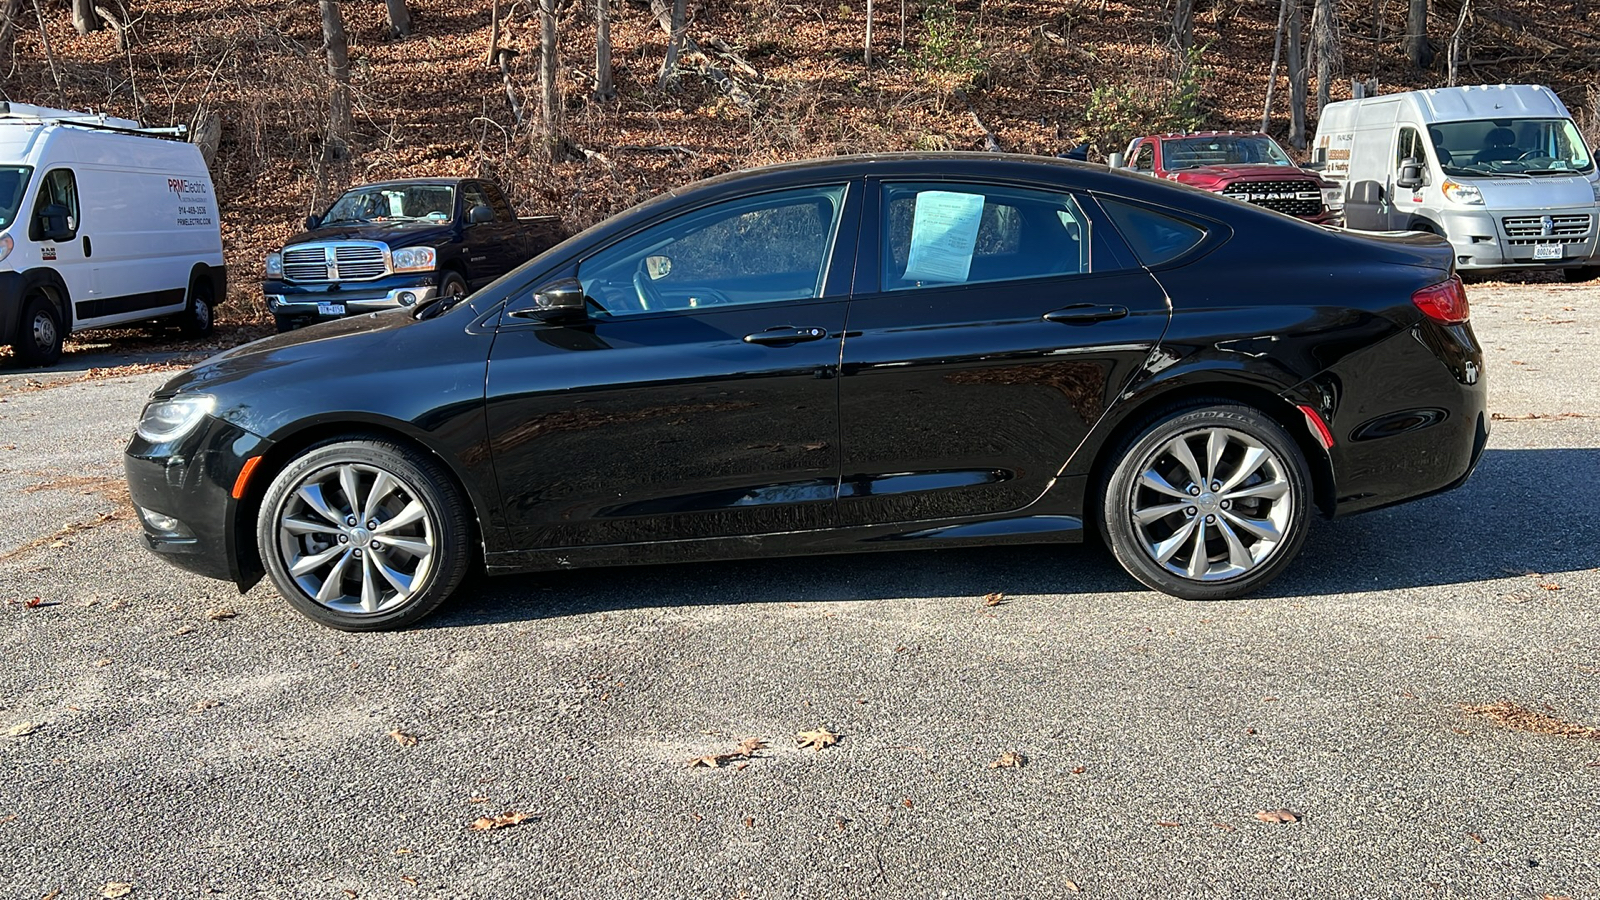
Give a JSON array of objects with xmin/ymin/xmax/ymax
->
[{"xmin": 423, "ymin": 446, "xmax": 1598, "ymax": 628}]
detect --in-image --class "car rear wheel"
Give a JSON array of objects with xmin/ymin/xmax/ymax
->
[
  {"xmin": 256, "ymin": 438, "xmax": 473, "ymax": 631},
  {"xmin": 1100, "ymin": 404, "xmax": 1311, "ymax": 600},
  {"xmin": 13, "ymin": 293, "xmax": 63, "ymax": 366}
]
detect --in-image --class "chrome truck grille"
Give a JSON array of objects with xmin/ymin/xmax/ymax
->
[
  {"xmin": 1220, "ymin": 181, "xmax": 1323, "ymax": 218},
  {"xmin": 281, "ymin": 243, "xmax": 389, "ymax": 283},
  {"xmin": 1502, "ymin": 214, "xmax": 1593, "ymax": 245}
]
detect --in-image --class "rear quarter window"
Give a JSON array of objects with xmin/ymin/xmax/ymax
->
[{"xmin": 1099, "ymin": 198, "xmax": 1206, "ymax": 267}]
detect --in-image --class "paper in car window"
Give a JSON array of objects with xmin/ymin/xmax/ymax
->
[{"xmin": 903, "ymin": 191, "xmax": 984, "ymax": 283}]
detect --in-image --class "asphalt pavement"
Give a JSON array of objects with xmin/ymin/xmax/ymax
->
[{"xmin": 0, "ymin": 287, "xmax": 1595, "ymax": 899}]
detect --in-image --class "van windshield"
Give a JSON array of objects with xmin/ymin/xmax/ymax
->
[
  {"xmin": 0, "ymin": 166, "xmax": 32, "ymax": 230},
  {"xmin": 322, "ymin": 184, "xmax": 456, "ymax": 225},
  {"xmin": 1429, "ymin": 118, "xmax": 1594, "ymax": 176}
]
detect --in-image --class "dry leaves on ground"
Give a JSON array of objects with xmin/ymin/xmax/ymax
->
[
  {"xmin": 6, "ymin": 721, "xmax": 39, "ymax": 737},
  {"xmin": 388, "ymin": 729, "xmax": 419, "ymax": 746},
  {"xmin": 1254, "ymin": 808, "xmax": 1302, "ymax": 824},
  {"xmin": 469, "ymin": 810, "xmax": 534, "ymax": 832},
  {"xmin": 191, "ymin": 699, "xmax": 221, "ymax": 712},
  {"xmin": 982, "ymin": 592, "xmax": 1007, "ymax": 607},
  {"xmin": 989, "ymin": 750, "xmax": 1026, "ymax": 769},
  {"xmin": 101, "ymin": 884, "xmax": 133, "ymax": 899},
  {"xmin": 1463, "ymin": 702, "xmax": 1600, "ymax": 740},
  {"xmin": 4, "ymin": 596, "xmax": 43, "ymax": 609},
  {"xmin": 796, "ymin": 727, "xmax": 840, "ymax": 751},
  {"xmin": 687, "ymin": 737, "xmax": 766, "ymax": 768},
  {"xmin": 205, "ymin": 607, "xmax": 237, "ymax": 621}
]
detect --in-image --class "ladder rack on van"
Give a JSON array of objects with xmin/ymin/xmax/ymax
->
[{"xmin": 0, "ymin": 102, "xmax": 187, "ymax": 139}]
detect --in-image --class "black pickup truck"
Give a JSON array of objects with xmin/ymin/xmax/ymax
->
[{"xmin": 263, "ymin": 178, "xmax": 565, "ymax": 331}]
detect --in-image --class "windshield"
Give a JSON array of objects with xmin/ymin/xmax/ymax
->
[
  {"xmin": 0, "ymin": 166, "xmax": 32, "ymax": 230},
  {"xmin": 1162, "ymin": 136, "xmax": 1293, "ymax": 169},
  {"xmin": 322, "ymin": 184, "xmax": 456, "ymax": 225},
  {"xmin": 1429, "ymin": 118, "xmax": 1594, "ymax": 176}
]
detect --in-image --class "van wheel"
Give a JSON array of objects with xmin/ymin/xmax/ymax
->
[
  {"xmin": 180, "ymin": 278, "xmax": 216, "ymax": 337},
  {"xmin": 13, "ymin": 294, "xmax": 63, "ymax": 367}
]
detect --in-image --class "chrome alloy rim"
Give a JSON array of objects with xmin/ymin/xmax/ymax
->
[
  {"xmin": 275, "ymin": 463, "xmax": 436, "ymax": 614},
  {"xmin": 1128, "ymin": 427, "xmax": 1292, "ymax": 582},
  {"xmin": 32, "ymin": 311, "xmax": 56, "ymax": 350}
]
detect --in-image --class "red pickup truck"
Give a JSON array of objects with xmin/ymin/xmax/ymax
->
[{"xmin": 1120, "ymin": 131, "xmax": 1343, "ymax": 226}]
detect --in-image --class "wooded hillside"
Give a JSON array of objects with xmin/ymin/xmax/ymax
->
[{"xmin": 2, "ymin": 0, "xmax": 1595, "ymax": 322}]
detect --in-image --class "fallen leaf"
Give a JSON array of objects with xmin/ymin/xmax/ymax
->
[
  {"xmin": 743, "ymin": 816, "xmax": 755, "ymax": 828},
  {"xmin": 1463, "ymin": 702, "xmax": 1600, "ymax": 739},
  {"xmin": 1254, "ymin": 808, "xmax": 1301, "ymax": 824},
  {"xmin": 1540, "ymin": 583, "xmax": 1562, "ymax": 592},
  {"xmin": 1064, "ymin": 880, "xmax": 1081, "ymax": 893},
  {"xmin": 982, "ymin": 592, "xmax": 1007, "ymax": 607},
  {"xmin": 687, "ymin": 737, "xmax": 768, "ymax": 768},
  {"xmin": 342, "ymin": 891, "xmax": 358, "ymax": 899},
  {"xmin": 205, "ymin": 607, "xmax": 237, "ymax": 621},
  {"xmin": 101, "ymin": 884, "xmax": 133, "ymax": 899},
  {"xmin": 388, "ymin": 729, "xmax": 419, "ymax": 747},
  {"xmin": 6, "ymin": 721, "xmax": 38, "ymax": 737},
  {"xmin": 1070, "ymin": 765, "xmax": 1087, "ymax": 774},
  {"xmin": 989, "ymin": 750, "xmax": 1026, "ymax": 769},
  {"xmin": 902, "ymin": 798, "xmax": 914, "ymax": 809},
  {"xmin": 92, "ymin": 658, "xmax": 112, "ymax": 668},
  {"xmin": 466, "ymin": 797, "xmax": 490, "ymax": 804},
  {"xmin": 174, "ymin": 625, "xmax": 195, "ymax": 636},
  {"xmin": 796, "ymin": 727, "xmax": 839, "ymax": 751},
  {"xmin": 191, "ymin": 699, "xmax": 221, "ymax": 712},
  {"xmin": 394, "ymin": 847, "xmax": 413, "ymax": 854},
  {"xmin": 469, "ymin": 810, "xmax": 533, "ymax": 831},
  {"xmin": 400, "ymin": 875, "xmax": 418, "ymax": 887},
  {"xmin": 1468, "ymin": 832, "xmax": 1484, "ymax": 844}
]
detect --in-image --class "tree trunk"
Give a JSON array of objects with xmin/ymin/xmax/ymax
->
[
  {"xmin": 539, "ymin": 0, "xmax": 558, "ymax": 138},
  {"xmin": 1447, "ymin": 0, "xmax": 1469, "ymax": 85},
  {"xmin": 320, "ymin": 0, "xmax": 352, "ymax": 157},
  {"xmin": 191, "ymin": 109, "xmax": 222, "ymax": 170},
  {"xmin": 1288, "ymin": 0, "xmax": 1307, "ymax": 150},
  {"xmin": 0, "ymin": 0, "xmax": 22, "ymax": 67},
  {"xmin": 594, "ymin": 0, "xmax": 614, "ymax": 100},
  {"xmin": 1406, "ymin": 0, "xmax": 1432, "ymax": 69},
  {"xmin": 1172, "ymin": 0, "xmax": 1196, "ymax": 50},
  {"xmin": 1261, "ymin": 0, "xmax": 1290, "ymax": 133},
  {"xmin": 657, "ymin": 0, "xmax": 685, "ymax": 91},
  {"xmin": 1311, "ymin": 0, "xmax": 1339, "ymax": 116},
  {"xmin": 71, "ymin": 0, "xmax": 100, "ymax": 34},
  {"xmin": 385, "ymin": 0, "xmax": 410, "ymax": 38},
  {"xmin": 865, "ymin": 0, "xmax": 873, "ymax": 66}
]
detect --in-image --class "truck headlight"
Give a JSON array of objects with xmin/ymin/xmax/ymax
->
[
  {"xmin": 265, "ymin": 251, "xmax": 284, "ymax": 279},
  {"xmin": 1321, "ymin": 187, "xmax": 1343, "ymax": 210},
  {"xmin": 391, "ymin": 247, "xmax": 437, "ymax": 273},
  {"xmin": 1441, "ymin": 180, "xmax": 1483, "ymax": 205},
  {"xmin": 136, "ymin": 395, "xmax": 215, "ymax": 443}
]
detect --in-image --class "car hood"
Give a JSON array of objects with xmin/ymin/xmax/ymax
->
[
  {"xmin": 1463, "ymin": 174, "xmax": 1595, "ymax": 209},
  {"xmin": 285, "ymin": 220, "xmax": 452, "ymax": 248},
  {"xmin": 1172, "ymin": 164, "xmax": 1320, "ymax": 184}
]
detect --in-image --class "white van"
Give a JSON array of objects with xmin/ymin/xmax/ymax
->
[
  {"xmin": 0, "ymin": 103, "xmax": 226, "ymax": 365},
  {"xmin": 1312, "ymin": 84, "xmax": 1600, "ymax": 279}
]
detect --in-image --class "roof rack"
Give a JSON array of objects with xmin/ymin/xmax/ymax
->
[{"xmin": 0, "ymin": 102, "xmax": 187, "ymax": 138}]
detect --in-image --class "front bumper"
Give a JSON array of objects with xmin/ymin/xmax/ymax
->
[
  {"xmin": 263, "ymin": 273, "xmax": 440, "ymax": 323},
  {"xmin": 124, "ymin": 413, "xmax": 273, "ymax": 588},
  {"xmin": 1438, "ymin": 206, "xmax": 1600, "ymax": 270}
]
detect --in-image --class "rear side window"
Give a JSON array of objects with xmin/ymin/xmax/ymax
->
[
  {"xmin": 1099, "ymin": 199, "xmax": 1205, "ymax": 267},
  {"xmin": 880, "ymin": 182, "xmax": 1092, "ymax": 290},
  {"xmin": 0, "ymin": 166, "xmax": 30, "ymax": 229},
  {"xmin": 29, "ymin": 168, "xmax": 79, "ymax": 241}
]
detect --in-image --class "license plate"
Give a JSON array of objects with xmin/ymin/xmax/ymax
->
[
  {"xmin": 1533, "ymin": 243, "xmax": 1562, "ymax": 260},
  {"xmin": 317, "ymin": 302, "xmax": 346, "ymax": 316}
]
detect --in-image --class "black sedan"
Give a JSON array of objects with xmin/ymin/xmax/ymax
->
[{"xmin": 124, "ymin": 153, "xmax": 1487, "ymax": 630}]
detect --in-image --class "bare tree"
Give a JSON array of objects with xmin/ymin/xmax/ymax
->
[
  {"xmin": 594, "ymin": 0, "xmax": 615, "ymax": 100},
  {"xmin": 1406, "ymin": 0, "xmax": 1433, "ymax": 69},
  {"xmin": 865, "ymin": 0, "xmax": 873, "ymax": 66},
  {"xmin": 1261, "ymin": 0, "xmax": 1290, "ymax": 133},
  {"xmin": 1172, "ymin": 0, "xmax": 1197, "ymax": 50},
  {"xmin": 385, "ymin": 0, "xmax": 410, "ymax": 38},
  {"xmin": 320, "ymin": 0, "xmax": 352, "ymax": 157},
  {"xmin": 1287, "ymin": 0, "xmax": 1307, "ymax": 149},
  {"xmin": 1310, "ymin": 0, "xmax": 1341, "ymax": 116},
  {"xmin": 1447, "ymin": 0, "xmax": 1470, "ymax": 85},
  {"xmin": 71, "ymin": 0, "xmax": 101, "ymax": 34},
  {"xmin": 0, "ymin": 0, "xmax": 23, "ymax": 68},
  {"xmin": 657, "ymin": 0, "xmax": 685, "ymax": 91},
  {"xmin": 539, "ymin": 0, "xmax": 558, "ymax": 137}
]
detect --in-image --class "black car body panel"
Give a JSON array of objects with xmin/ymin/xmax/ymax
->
[{"xmin": 130, "ymin": 153, "xmax": 1487, "ymax": 592}]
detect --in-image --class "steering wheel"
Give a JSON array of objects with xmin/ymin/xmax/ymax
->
[{"xmin": 632, "ymin": 264, "xmax": 665, "ymax": 311}]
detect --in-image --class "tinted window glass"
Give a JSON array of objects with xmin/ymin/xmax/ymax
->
[
  {"xmin": 325, "ymin": 184, "xmax": 455, "ymax": 223},
  {"xmin": 0, "ymin": 166, "xmax": 30, "ymax": 229},
  {"xmin": 578, "ymin": 185, "xmax": 848, "ymax": 317},
  {"xmin": 1100, "ymin": 199, "xmax": 1205, "ymax": 267},
  {"xmin": 461, "ymin": 183, "xmax": 492, "ymax": 220},
  {"xmin": 880, "ymin": 183, "xmax": 1092, "ymax": 290},
  {"xmin": 29, "ymin": 168, "xmax": 78, "ymax": 241},
  {"xmin": 1134, "ymin": 143, "xmax": 1155, "ymax": 172}
]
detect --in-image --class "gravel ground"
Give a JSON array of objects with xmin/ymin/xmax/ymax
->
[{"xmin": 0, "ymin": 286, "xmax": 1596, "ymax": 900}]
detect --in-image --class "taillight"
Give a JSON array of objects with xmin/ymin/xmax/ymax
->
[{"xmin": 1412, "ymin": 275, "xmax": 1469, "ymax": 324}]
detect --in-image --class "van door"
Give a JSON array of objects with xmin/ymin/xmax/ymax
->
[
  {"xmin": 28, "ymin": 168, "xmax": 93, "ymax": 315},
  {"xmin": 1387, "ymin": 126, "xmax": 1430, "ymax": 230}
]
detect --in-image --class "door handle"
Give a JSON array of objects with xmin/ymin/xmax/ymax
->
[
  {"xmin": 743, "ymin": 325, "xmax": 829, "ymax": 345},
  {"xmin": 1043, "ymin": 304, "xmax": 1128, "ymax": 324},
  {"xmin": 82, "ymin": 235, "xmax": 92, "ymax": 258}
]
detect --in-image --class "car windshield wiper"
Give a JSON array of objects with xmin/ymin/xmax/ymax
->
[{"xmin": 321, "ymin": 216, "xmax": 368, "ymax": 225}]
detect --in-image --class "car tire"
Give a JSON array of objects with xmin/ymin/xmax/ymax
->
[
  {"xmin": 1561, "ymin": 266, "xmax": 1600, "ymax": 283},
  {"xmin": 180, "ymin": 277, "xmax": 216, "ymax": 337},
  {"xmin": 12, "ymin": 293, "xmax": 63, "ymax": 367},
  {"xmin": 1099, "ymin": 403, "xmax": 1312, "ymax": 600},
  {"xmin": 439, "ymin": 270, "xmax": 468, "ymax": 300},
  {"xmin": 256, "ymin": 437, "xmax": 474, "ymax": 631}
]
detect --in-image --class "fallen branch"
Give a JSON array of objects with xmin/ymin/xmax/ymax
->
[
  {"xmin": 616, "ymin": 144, "xmax": 700, "ymax": 156},
  {"xmin": 649, "ymin": 0, "xmax": 756, "ymax": 109},
  {"xmin": 954, "ymin": 88, "xmax": 1002, "ymax": 152}
]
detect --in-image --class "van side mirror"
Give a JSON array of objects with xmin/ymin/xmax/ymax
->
[
  {"xmin": 467, "ymin": 205, "xmax": 495, "ymax": 225},
  {"xmin": 508, "ymin": 277, "xmax": 588, "ymax": 323},
  {"xmin": 1396, "ymin": 159, "xmax": 1424, "ymax": 190},
  {"xmin": 305, "ymin": 214, "xmax": 322, "ymax": 231},
  {"xmin": 36, "ymin": 203, "xmax": 73, "ymax": 242}
]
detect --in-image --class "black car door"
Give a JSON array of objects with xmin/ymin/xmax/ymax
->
[
  {"xmin": 836, "ymin": 178, "xmax": 1171, "ymax": 527},
  {"xmin": 459, "ymin": 181, "xmax": 514, "ymax": 287},
  {"xmin": 484, "ymin": 182, "xmax": 861, "ymax": 550}
]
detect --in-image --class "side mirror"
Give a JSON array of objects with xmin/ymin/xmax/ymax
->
[
  {"xmin": 37, "ymin": 203, "xmax": 73, "ymax": 242},
  {"xmin": 1396, "ymin": 159, "xmax": 1424, "ymax": 190},
  {"xmin": 509, "ymin": 277, "xmax": 587, "ymax": 323},
  {"xmin": 467, "ymin": 205, "xmax": 495, "ymax": 225},
  {"xmin": 305, "ymin": 214, "xmax": 322, "ymax": 231},
  {"xmin": 644, "ymin": 255, "xmax": 672, "ymax": 280},
  {"xmin": 1106, "ymin": 151, "xmax": 1125, "ymax": 169}
]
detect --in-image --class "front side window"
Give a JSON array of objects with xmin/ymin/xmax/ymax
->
[
  {"xmin": 1429, "ymin": 118, "xmax": 1595, "ymax": 175},
  {"xmin": 323, "ymin": 184, "xmax": 456, "ymax": 224},
  {"xmin": 29, "ymin": 168, "xmax": 78, "ymax": 241},
  {"xmin": 0, "ymin": 166, "xmax": 32, "ymax": 230},
  {"xmin": 880, "ymin": 183, "xmax": 1092, "ymax": 291},
  {"xmin": 1396, "ymin": 127, "xmax": 1427, "ymax": 168},
  {"xmin": 461, "ymin": 183, "xmax": 493, "ymax": 220},
  {"xmin": 1133, "ymin": 143, "xmax": 1156, "ymax": 172},
  {"xmin": 578, "ymin": 185, "xmax": 848, "ymax": 317}
]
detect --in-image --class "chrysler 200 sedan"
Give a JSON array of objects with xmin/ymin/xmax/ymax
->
[{"xmin": 124, "ymin": 154, "xmax": 1487, "ymax": 630}]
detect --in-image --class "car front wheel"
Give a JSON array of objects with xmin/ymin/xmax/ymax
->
[
  {"xmin": 1100, "ymin": 403, "xmax": 1312, "ymax": 600},
  {"xmin": 256, "ymin": 438, "xmax": 474, "ymax": 630}
]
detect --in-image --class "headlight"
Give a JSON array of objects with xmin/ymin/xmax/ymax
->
[
  {"xmin": 1441, "ymin": 180, "xmax": 1483, "ymax": 205},
  {"xmin": 265, "ymin": 251, "xmax": 283, "ymax": 278},
  {"xmin": 136, "ymin": 395, "xmax": 215, "ymax": 443},
  {"xmin": 390, "ymin": 246, "xmax": 437, "ymax": 272},
  {"xmin": 1321, "ymin": 187, "xmax": 1343, "ymax": 210},
  {"xmin": 0, "ymin": 234, "xmax": 12, "ymax": 264}
]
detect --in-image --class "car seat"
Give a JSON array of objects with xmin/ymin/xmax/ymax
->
[{"xmin": 1472, "ymin": 127, "xmax": 1521, "ymax": 164}]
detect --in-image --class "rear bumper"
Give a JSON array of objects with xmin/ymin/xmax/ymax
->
[{"xmin": 124, "ymin": 414, "xmax": 272, "ymax": 588}]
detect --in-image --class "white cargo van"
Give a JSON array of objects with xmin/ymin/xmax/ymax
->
[
  {"xmin": 0, "ymin": 102, "xmax": 226, "ymax": 365},
  {"xmin": 1312, "ymin": 84, "xmax": 1600, "ymax": 279}
]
